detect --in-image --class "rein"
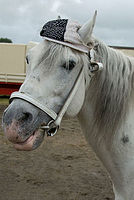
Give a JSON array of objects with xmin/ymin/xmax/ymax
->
[{"xmin": 10, "ymin": 55, "xmax": 103, "ymax": 137}]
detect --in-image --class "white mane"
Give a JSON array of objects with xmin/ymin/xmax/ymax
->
[{"xmin": 87, "ymin": 38, "xmax": 134, "ymax": 136}]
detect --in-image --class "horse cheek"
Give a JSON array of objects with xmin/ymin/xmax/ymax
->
[{"xmin": 66, "ymin": 80, "xmax": 85, "ymax": 117}]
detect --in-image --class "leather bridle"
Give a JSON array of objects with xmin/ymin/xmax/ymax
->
[{"xmin": 10, "ymin": 51, "xmax": 103, "ymax": 137}]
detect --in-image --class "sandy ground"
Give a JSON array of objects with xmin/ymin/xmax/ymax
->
[{"xmin": 0, "ymin": 102, "xmax": 114, "ymax": 200}]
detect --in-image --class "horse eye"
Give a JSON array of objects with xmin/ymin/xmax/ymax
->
[
  {"xmin": 26, "ymin": 56, "xmax": 29, "ymax": 64},
  {"xmin": 68, "ymin": 60, "xmax": 76, "ymax": 70},
  {"xmin": 62, "ymin": 60, "xmax": 76, "ymax": 71}
]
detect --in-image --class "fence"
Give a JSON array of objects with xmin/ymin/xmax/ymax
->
[{"xmin": 0, "ymin": 42, "xmax": 134, "ymax": 95}]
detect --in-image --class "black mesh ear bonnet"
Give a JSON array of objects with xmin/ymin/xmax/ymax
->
[
  {"xmin": 40, "ymin": 19, "xmax": 90, "ymax": 53},
  {"xmin": 40, "ymin": 19, "xmax": 68, "ymax": 42}
]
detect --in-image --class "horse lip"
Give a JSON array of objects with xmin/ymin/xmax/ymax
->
[
  {"xmin": 16, "ymin": 131, "xmax": 35, "ymax": 145},
  {"xmin": 14, "ymin": 128, "xmax": 45, "ymax": 151},
  {"xmin": 17, "ymin": 122, "xmax": 47, "ymax": 144}
]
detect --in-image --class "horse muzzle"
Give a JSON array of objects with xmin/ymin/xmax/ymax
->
[{"xmin": 2, "ymin": 99, "xmax": 50, "ymax": 150}]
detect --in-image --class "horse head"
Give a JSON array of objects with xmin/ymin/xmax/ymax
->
[{"xmin": 2, "ymin": 12, "xmax": 101, "ymax": 151}]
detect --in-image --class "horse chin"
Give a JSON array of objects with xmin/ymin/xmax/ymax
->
[{"xmin": 14, "ymin": 129, "xmax": 45, "ymax": 151}]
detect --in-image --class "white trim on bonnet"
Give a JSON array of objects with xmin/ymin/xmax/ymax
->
[{"xmin": 43, "ymin": 37, "xmax": 90, "ymax": 53}]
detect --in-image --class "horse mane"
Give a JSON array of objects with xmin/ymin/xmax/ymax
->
[{"xmin": 88, "ymin": 38, "xmax": 134, "ymax": 136}]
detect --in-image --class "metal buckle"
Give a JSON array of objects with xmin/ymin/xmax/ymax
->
[
  {"xmin": 41, "ymin": 120, "xmax": 59, "ymax": 137},
  {"xmin": 90, "ymin": 61, "xmax": 103, "ymax": 73}
]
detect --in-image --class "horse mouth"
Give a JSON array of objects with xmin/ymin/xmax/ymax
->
[
  {"xmin": 3, "ymin": 119, "xmax": 46, "ymax": 151},
  {"xmin": 2, "ymin": 99, "xmax": 49, "ymax": 151},
  {"xmin": 13, "ymin": 129, "xmax": 45, "ymax": 151}
]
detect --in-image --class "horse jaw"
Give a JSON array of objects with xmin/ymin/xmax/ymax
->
[{"xmin": 78, "ymin": 11, "xmax": 97, "ymax": 45}]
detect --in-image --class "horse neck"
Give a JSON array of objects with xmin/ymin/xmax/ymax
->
[{"xmin": 78, "ymin": 38, "xmax": 134, "ymax": 141}]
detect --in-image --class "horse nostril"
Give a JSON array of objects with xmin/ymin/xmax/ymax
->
[{"xmin": 19, "ymin": 112, "xmax": 33, "ymax": 123}]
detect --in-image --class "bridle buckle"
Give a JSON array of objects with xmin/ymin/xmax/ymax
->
[{"xmin": 41, "ymin": 120, "xmax": 59, "ymax": 137}]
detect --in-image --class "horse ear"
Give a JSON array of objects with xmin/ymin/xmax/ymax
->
[{"xmin": 78, "ymin": 11, "xmax": 97, "ymax": 45}]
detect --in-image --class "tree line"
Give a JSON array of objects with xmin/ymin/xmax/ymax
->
[{"xmin": 0, "ymin": 38, "xmax": 12, "ymax": 43}]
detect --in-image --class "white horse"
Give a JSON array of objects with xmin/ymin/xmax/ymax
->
[{"xmin": 2, "ymin": 12, "xmax": 134, "ymax": 200}]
